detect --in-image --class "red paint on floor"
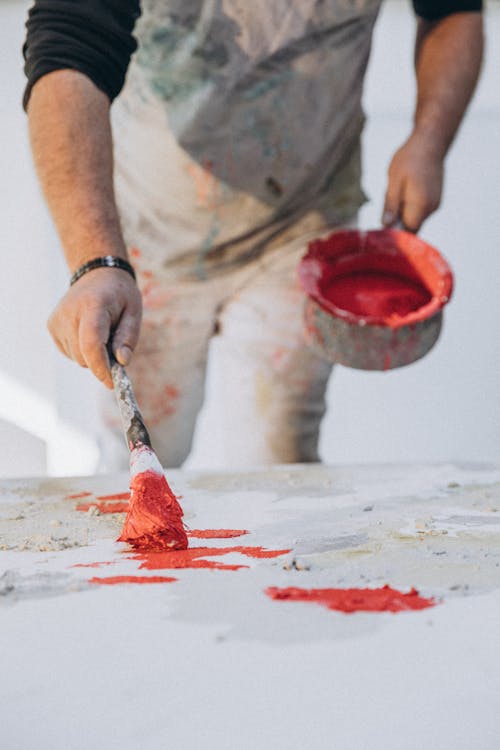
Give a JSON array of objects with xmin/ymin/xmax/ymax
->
[
  {"xmin": 134, "ymin": 545, "xmax": 290, "ymax": 571},
  {"xmin": 65, "ymin": 492, "xmax": 93, "ymax": 500},
  {"xmin": 97, "ymin": 492, "xmax": 130, "ymax": 501},
  {"xmin": 72, "ymin": 561, "xmax": 115, "ymax": 569},
  {"xmin": 89, "ymin": 575, "xmax": 177, "ymax": 585},
  {"xmin": 76, "ymin": 501, "xmax": 129, "ymax": 514},
  {"xmin": 265, "ymin": 585, "xmax": 436, "ymax": 613},
  {"xmin": 187, "ymin": 529, "xmax": 249, "ymax": 539}
]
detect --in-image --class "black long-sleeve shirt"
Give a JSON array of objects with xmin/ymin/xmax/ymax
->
[{"xmin": 23, "ymin": 0, "xmax": 483, "ymax": 109}]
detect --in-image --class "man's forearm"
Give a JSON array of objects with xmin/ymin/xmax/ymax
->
[
  {"xmin": 27, "ymin": 69, "xmax": 128, "ymax": 272},
  {"xmin": 413, "ymin": 12, "xmax": 484, "ymax": 159}
]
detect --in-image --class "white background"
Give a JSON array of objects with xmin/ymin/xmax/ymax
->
[{"xmin": 0, "ymin": 0, "xmax": 499, "ymax": 476}]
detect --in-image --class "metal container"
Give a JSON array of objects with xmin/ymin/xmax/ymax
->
[{"xmin": 298, "ymin": 228, "xmax": 453, "ymax": 371}]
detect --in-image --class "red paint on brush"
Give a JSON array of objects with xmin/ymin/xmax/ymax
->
[
  {"xmin": 323, "ymin": 272, "xmax": 431, "ymax": 324},
  {"xmin": 134, "ymin": 545, "xmax": 290, "ymax": 571},
  {"xmin": 188, "ymin": 529, "xmax": 249, "ymax": 539},
  {"xmin": 89, "ymin": 575, "xmax": 177, "ymax": 585},
  {"xmin": 97, "ymin": 492, "xmax": 130, "ymax": 501},
  {"xmin": 65, "ymin": 492, "xmax": 93, "ymax": 500},
  {"xmin": 118, "ymin": 469, "xmax": 188, "ymax": 551},
  {"xmin": 77, "ymin": 501, "xmax": 130, "ymax": 514},
  {"xmin": 265, "ymin": 585, "xmax": 436, "ymax": 613}
]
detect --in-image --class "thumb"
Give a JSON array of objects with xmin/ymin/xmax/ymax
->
[{"xmin": 112, "ymin": 304, "xmax": 142, "ymax": 366}]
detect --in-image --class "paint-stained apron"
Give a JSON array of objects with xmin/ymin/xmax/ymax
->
[{"xmin": 111, "ymin": 0, "xmax": 382, "ymax": 280}]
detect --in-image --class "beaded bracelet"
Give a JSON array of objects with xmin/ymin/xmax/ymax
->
[{"xmin": 70, "ymin": 256, "xmax": 137, "ymax": 286}]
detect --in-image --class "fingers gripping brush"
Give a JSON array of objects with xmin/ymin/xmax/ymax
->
[{"xmin": 109, "ymin": 349, "xmax": 188, "ymax": 551}]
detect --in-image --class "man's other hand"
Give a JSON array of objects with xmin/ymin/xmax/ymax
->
[
  {"xmin": 47, "ymin": 269, "xmax": 142, "ymax": 388},
  {"xmin": 382, "ymin": 133, "xmax": 444, "ymax": 233}
]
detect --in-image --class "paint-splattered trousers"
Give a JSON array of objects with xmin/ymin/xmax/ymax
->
[{"xmin": 100, "ymin": 213, "xmax": 356, "ymax": 472}]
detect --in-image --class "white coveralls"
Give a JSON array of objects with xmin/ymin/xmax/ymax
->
[{"xmin": 101, "ymin": 0, "xmax": 382, "ymax": 470}]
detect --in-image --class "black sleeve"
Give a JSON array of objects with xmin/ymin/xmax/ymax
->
[
  {"xmin": 23, "ymin": 0, "xmax": 141, "ymax": 110},
  {"xmin": 412, "ymin": 0, "xmax": 482, "ymax": 20}
]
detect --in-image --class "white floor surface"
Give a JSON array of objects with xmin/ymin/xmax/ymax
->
[{"xmin": 1, "ymin": 463, "xmax": 500, "ymax": 750}]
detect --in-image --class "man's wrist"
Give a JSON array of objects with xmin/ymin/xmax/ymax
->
[
  {"xmin": 408, "ymin": 124, "xmax": 448, "ymax": 161},
  {"xmin": 66, "ymin": 238, "xmax": 130, "ymax": 275},
  {"xmin": 70, "ymin": 256, "xmax": 136, "ymax": 286}
]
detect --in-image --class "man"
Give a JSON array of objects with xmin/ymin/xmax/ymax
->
[{"xmin": 23, "ymin": 1, "xmax": 483, "ymax": 470}]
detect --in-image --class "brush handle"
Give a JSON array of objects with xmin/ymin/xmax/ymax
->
[{"xmin": 108, "ymin": 350, "xmax": 152, "ymax": 451}]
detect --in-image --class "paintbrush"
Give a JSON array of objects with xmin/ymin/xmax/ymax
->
[{"xmin": 108, "ymin": 348, "xmax": 188, "ymax": 551}]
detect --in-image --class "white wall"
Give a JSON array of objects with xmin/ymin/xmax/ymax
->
[
  {"xmin": 1, "ymin": 1, "xmax": 498, "ymax": 476},
  {"xmin": 0, "ymin": 0, "xmax": 100, "ymax": 476}
]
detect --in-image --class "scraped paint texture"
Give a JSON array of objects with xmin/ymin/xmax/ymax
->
[
  {"xmin": 90, "ymin": 575, "xmax": 177, "ymax": 585},
  {"xmin": 323, "ymin": 272, "xmax": 431, "ymax": 323},
  {"xmin": 265, "ymin": 585, "xmax": 436, "ymax": 613},
  {"xmin": 134, "ymin": 545, "xmax": 290, "ymax": 571},
  {"xmin": 118, "ymin": 469, "xmax": 188, "ymax": 551}
]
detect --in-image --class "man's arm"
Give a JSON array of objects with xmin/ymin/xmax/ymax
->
[
  {"xmin": 382, "ymin": 10, "xmax": 484, "ymax": 232},
  {"xmin": 24, "ymin": 1, "xmax": 140, "ymax": 388},
  {"xmin": 28, "ymin": 71, "xmax": 141, "ymax": 388}
]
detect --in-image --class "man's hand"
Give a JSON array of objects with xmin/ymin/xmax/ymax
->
[
  {"xmin": 48, "ymin": 269, "xmax": 142, "ymax": 388},
  {"xmin": 382, "ymin": 133, "xmax": 443, "ymax": 233}
]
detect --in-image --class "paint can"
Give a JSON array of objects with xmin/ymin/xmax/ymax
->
[{"xmin": 298, "ymin": 228, "xmax": 453, "ymax": 371}]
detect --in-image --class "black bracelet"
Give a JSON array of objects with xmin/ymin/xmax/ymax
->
[{"xmin": 70, "ymin": 256, "xmax": 137, "ymax": 286}]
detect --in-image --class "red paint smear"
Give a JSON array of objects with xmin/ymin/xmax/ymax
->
[
  {"xmin": 89, "ymin": 575, "xmax": 177, "ymax": 585},
  {"xmin": 118, "ymin": 469, "xmax": 188, "ymax": 551},
  {"xmin": 76, "ymin": 501, "xmax": 130, "ymax": 514},
  {"xmin": 188, "ymin": 529, "xmax": 249, "ymax": 539},
  {"xmin": 323, "ymin": 272, "xmax": 431, "ymax": 324},
  {"xmin": 134, "ymin": 545, "xmax": 290, "ymax": 571},
  {"xmin": 265, "ymin": 585, "xmax": 436, "ymax": 613},
  {"xmin": 72, "ymin": 561, "xmax": 115, "ymax": 569},
  {"xmin": 65, "ymin": 491, "xmax": 93, "ymax": 500},
  {"xmin": 97, "ymin": 492, "xmax": 130, "ymax": 501}
]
